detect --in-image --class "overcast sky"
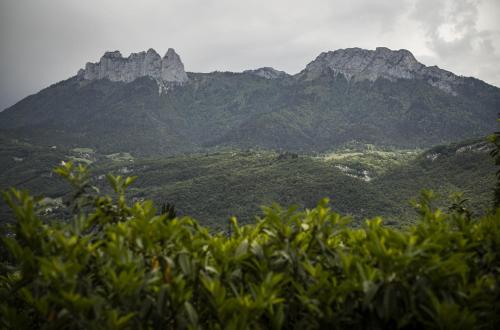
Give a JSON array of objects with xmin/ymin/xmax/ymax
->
[{"xmin": 1, "ymin": 0, "xmax": 499, "ymax": 110}]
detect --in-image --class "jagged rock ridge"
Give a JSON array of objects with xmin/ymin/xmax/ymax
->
[
  {"xmin": 243, "ymin": 67, "xmax": 289, "ymax": 79},
  {"xmin": 1, "ymin": 45, "xmax": 498, "ymax": 157},
  {"xmin": 302, "ymin": 47, "xmax": 461, "ymax": 94},
  {"xmin": 77, "ymin": 48, "xmax": 188, "ymax": 93},
  {"xmin": 76, "ymin": 47, "xmax": 463, "ymax": 94}
]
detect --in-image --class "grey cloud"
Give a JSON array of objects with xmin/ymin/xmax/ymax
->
[
  {"xmin": 0, "ymin": 0, "xmax": 499, "ymax": 111},
  {"xmin": 410, "ymin": 0, "xmax": 500, "ymax": 84}
]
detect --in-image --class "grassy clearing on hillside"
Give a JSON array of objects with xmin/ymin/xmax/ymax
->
[
  {"xmin": 319, "ymin": 149, "xmax": 420, "ymax": 176},
  {"xmin": 105, "ymin": 152, "xmax": 135, "ymax": 162}
]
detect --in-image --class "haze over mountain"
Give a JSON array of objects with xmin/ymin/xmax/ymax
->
[{"xmin": 0, "ymin": 47, "xmax": 498, "ymax": 156}]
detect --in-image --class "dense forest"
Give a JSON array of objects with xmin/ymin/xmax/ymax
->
[{"xmin": 0, "ymin": 136, "xmax": 495, "ymax": 228}]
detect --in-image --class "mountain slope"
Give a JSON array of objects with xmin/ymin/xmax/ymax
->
[
  {"xmin": 0, "ymin": 138, "xmax": 495, "ymax": 227},
  {"xmin": 1, "ymin": 47, "xmax": 499, "ymax": 156}
]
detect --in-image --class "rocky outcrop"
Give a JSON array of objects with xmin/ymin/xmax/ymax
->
[
  {"xmin": 161, "ymin": 48, "xmax": 189, "ymax": 82},
  {"xmin": 300, "ymin": 47, "xmax": 462, "ymax": 94},
  {"xmin": 77, "ymin": 48, "xmax": 188, "ymax": 92},
  {"xmin": 243, "ymin": 67, "xmax": 289, "ymax": 79}
]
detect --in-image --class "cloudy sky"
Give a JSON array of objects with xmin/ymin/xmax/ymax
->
[{"xmin": 1, "ymin": 0, "xmax": 499, "ymax": 110}]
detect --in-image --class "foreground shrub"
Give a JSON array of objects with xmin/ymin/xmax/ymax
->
[{"xmin": 1, "ymin": 162, "xmax": 499, "ymax": 329}]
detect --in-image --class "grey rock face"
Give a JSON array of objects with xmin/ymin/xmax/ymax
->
[
  {"xmin": 243, "ymin": 67, "xmax": 289, "ymax": 79},
  {"xmin": 77, "ymin": 48, "xmax": 188, "ymax": 91},
  {"xmin": 161, "ymin": 48, "xmax": 189, "ymax": 83},
  {"xmin": 302, "ymin": 47, "xmax": 461, "ymax": 94}
]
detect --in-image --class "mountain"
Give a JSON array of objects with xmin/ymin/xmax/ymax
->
[
  {"xmin": 77, "ymin": 48, "xmax": 188, "ymax": 92},
  {"xmin": 301, "ymin": 47, "xmax": 462, "ymax": 94},
  {"xmin": 1, "ymin": 47, "xmax": 499, "ymax": 156},
  {"xmin": 243, "ymin": 67, "xmax": 290, "ymax": 79}
]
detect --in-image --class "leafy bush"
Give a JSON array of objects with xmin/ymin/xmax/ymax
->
[{"xmin": 1, "ymin": 162, "xmax": 499, "ymax": 329}]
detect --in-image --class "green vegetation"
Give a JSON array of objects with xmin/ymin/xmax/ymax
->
[
  {"xmin": 105, "ymin": 152, "xmax": 135, "ymax": 162},
  {"xmin": 71, "ymin": 148, "xmax": 95, "ymax": 154},
  {"xmin": 0, "ymin": 138, "xmax": 495, "ymax": 227},
  {"xmin": 1, "ymin": 162, "xmax": 499, "ymax": 329},
  {"xmin": 488, "ymin": 123, "xmax": 500, "ymax": 207},
  {"xmin": 81, "ymin": 139, "xmax": 497, "ymax": 226},
  {"xmin": 1, "ymin": 71, "xmax": 498, "ymax": 156},
  {"xmin": 318, "ymin": 144, "xmax": 421, "ymax": 177}
]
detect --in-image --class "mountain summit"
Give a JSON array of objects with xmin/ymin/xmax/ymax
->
[
  {"xmin": 243, "ymin": 67, "xmax": 290, "ymax": 79},
  {"xmin": 302, "ymin": 47, "xmax": 460, "ymax": 94},
  {"xmin": 77, "ymin": 48, "xmax": 188, "ymax": 92},
  {"xmin": 1, "ymin": 46, "xmax": 498, "ymax": 156}
]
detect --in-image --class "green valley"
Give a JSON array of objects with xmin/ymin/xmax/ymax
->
[{"xmin": 0, "ymin": 137, "xmax": 495, "ymax": 228}]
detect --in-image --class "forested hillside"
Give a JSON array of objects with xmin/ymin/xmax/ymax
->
[
  {"xmin": 0, "ymin": 137, "xmax": 494, "ymax": 227},
  {"xmin": 1, "ymin": 48, "xmax": 499, "ymax": 156}
]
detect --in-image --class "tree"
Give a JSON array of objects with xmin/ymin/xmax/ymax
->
[
  {"xmin": 160, "ymin": 202, "xmax": 177, "ymax": 220},
  {"xmin": 488, "ymin": 118, "xmax": 500, "ymax": 208}
]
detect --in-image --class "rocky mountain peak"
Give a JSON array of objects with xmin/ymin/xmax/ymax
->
[
  {"xmin": 243, "ymin": 67, "xmax": 289, "ymax": 79},
  {"xmin": 161, "ymin": 48, "xmax": 188, "ymax": 83},
  {"xmin": 164, "ymin": 48, "xmax": 178, "ymax": 59},
  {"xmin": 77, "ymin": 48, "xmax": 188, "ymax": 91},
  {"xmin": 302, "ymin": 47, "xmax": 460, "ymax": 94},
  {"xmin": 102, "ymin": 51, "xmax": 123, "ymax": 59},
  {"xmin": 147, "ymin": 48, "xmax": 159, "ymax": 55}
]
